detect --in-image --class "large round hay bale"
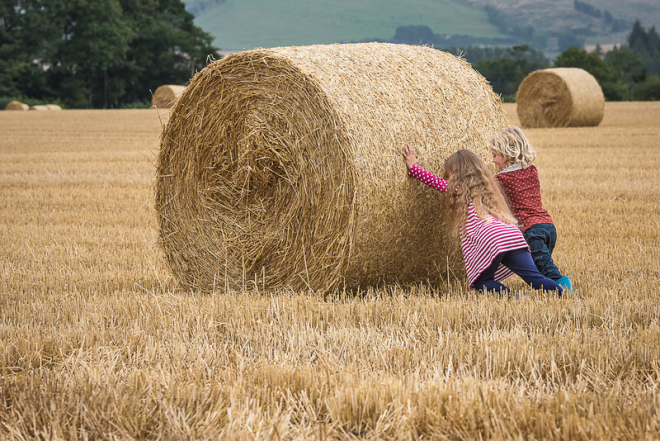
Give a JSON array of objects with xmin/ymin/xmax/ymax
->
[
  {"xmin": 156, "ymin": 43, "xmax": 510, "ymax": 293},
  {"xmin": 516, "ymin": 67, "xmax": 604, "ymax": 128},
  {"xmin": 152, "ymin": 85, "xmax": 186, "ymax": 109},
  {"xmin": 29, "ymin": 105, "xmax": 50, "ymax": 111},
  {"xmin": 5, "ymin": 101, "xmax": 28, "ymax": 110},
  {"xmin": 46, "ymin": 104, "xmax": 62, "ymax": 110}
]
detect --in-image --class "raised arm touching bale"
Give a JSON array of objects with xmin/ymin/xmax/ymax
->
[{"xmin": 155, "ymin": 43, "xmax": 510, "ymax": 293}]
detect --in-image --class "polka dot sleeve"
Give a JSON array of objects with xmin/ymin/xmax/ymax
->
[{"xmin": 408, "ymin": 164, "xmax": 448, "ymax": 193}]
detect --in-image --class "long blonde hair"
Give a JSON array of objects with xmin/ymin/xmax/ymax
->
[
  {"xmin": 443, "ymin": 150, "xmax": 518, "ymax": 235},
  {"xmin": 490, "ymin": 126, "xmax": 536, "ymax": 169}
]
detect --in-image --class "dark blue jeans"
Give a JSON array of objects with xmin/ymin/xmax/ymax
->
[
  {"xmin": 523, "ymin": 223, "xmax": 564, "ymax": 281},
  {"xmin": 472, "ymin": 248, "xmax": 563, "ymax": 296}
]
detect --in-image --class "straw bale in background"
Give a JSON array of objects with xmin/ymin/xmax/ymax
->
[
  {"xmin": 152, "ymin": 85, "xmax": 186, "ymax": 109},
  {"xmin": 156, "ymin": 43, "xmax": 510, "ymax": 293},
  {"xmin": 516, "ymin": 68, "xmax": 604, "ymax": 128},
  {"xmin": 5, "ymin": 101, "xmax": 28, "ymax": 110},
  {"xmin": 46, "ymin": 104, "xmax": 62, "ymax": 110},
  {"xmin": 29, "ymin": 105, "xmax": 50, "ymax": 111}
]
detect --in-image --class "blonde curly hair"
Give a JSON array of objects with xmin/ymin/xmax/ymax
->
[
  {"xmin": 490, "ymin": 126, "xmax": 536, "ymax": 169},
  {"xmin": 443, "ymin": 150, "xmax": 518, "ymax": 236}
]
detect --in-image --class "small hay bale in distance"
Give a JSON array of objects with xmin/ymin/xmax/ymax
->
[
  {"xmin": 516, "ymin": 67, "xmax": 604, "ymax": 128},
  {"xmin": 29, "ymin": 105, "xmax": 50, "ymax": 111},
  {"xmin": 5, "ymin": 101, "xmax": 28, "ymax": 110},
  {"xmin": 45, "ymin": 104, "xmax": 62, "ymax": 110},
  {"xmin": 156, "ymin": 42, "xmax": 510, "ymax": 293},
  {"xmin": 152, "ymin": 85, "xmax": 186, "ymax": 109}
]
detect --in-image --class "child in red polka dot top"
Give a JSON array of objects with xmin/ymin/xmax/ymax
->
[
  {"xmin": 490, "ymin": 126, "xmax": 573, "ymax": 294},
  {"xmin": 403, "ymin": 146, "xmax": 562, "ymax": 297}
]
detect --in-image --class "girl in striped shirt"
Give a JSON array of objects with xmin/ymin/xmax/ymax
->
[{"xmin": 403, "ymin": 146, "xmax": 562, "ymax": 296}]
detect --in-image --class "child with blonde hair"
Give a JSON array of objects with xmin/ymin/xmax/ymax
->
[
  {"xmin": 490, "ymin": 126, "xmax": 573, "ymax": 293},
  {"xmin": 403, "ymin": 146, "xmax": 562, "ymax": 296}
]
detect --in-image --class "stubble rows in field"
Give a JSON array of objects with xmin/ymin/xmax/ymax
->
[{"xmin": 1, "ymin": 103, "xmax": 659, "ymax": 439}]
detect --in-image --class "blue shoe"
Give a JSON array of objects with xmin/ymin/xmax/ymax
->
[{"xmin": 556, "ymin": 276, "xmax": 574, "ymax": 296}]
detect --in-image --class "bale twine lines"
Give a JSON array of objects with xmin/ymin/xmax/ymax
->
[
  {"xmin": 516, "ymin": 68, "xmax": 605, "ymax": 128},
  {"xmin": 156, "ymin": 42, "xmax": 510, "ymax": 293},
  {"xmin": 152, "ymin": 85, "xmax": 186, "ymax": 109}
]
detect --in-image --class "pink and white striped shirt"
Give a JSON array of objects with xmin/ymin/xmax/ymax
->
[{"xmin": 409, "ymin": 164, "xmax": 529, "ymax": 286}]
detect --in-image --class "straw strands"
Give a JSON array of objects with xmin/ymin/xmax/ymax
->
[
  {"xmin": 152, "ymin": 85, "xmax": 186, "ymax": 109},
  {"xmin": 5, "ymin": 101, "xmax": 28, "ymax": 110},
  {"xmin": 516, "ymin": 67, "xmax": 605, "ymax": 128},
  {"xmin": 156, "ymin": 42, "xmax": 510, "ymax": 293}
]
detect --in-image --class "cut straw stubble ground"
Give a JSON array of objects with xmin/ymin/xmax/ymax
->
[
  {"xmin": 2, "ymin": 286, "xmax": 659, "ymax": 439},
  {"xmin": 1, "ymin": 103, "xmax": 660, "ymax": 439},
  {"xmin": 156, "ymin": 42, "xmax": 510, "ymax": 294}
]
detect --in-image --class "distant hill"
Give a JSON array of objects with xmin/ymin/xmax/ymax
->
[
  {"xmin": 465, "ymin": 0, "xmax": 660, "ymax": 51},
  {"xmin": 184, "ymin": 0, "xmax": 660, "ymax": 55}
]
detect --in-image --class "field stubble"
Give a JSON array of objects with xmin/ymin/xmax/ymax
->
[{"xmin": 1, "ymin": 103, "xmax": 659, "ymax": 439}]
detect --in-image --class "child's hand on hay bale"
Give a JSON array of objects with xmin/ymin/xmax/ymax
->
[
  {"xmin": 403, "ymin": 145, "xmax": 420, "ymax": 170},
  {"xmin": 156, "ymin": 44, "xmax": 510, "ymax": 293}
]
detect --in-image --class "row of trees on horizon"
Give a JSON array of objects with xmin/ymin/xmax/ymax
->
[
  {"xmin": 415, "ymin": 21, "xmax": 660, "ymax": 102},
  {"xmin": 0, "ymin": 0, "xmax": 218, "ymax": 109},
  {"xmin": 1, "ymin": 0, "xmax": 659, "ymax": 109}
]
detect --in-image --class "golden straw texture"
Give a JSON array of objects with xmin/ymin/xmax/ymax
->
[
  {"xmin": 516, "ymin": 67, "xmax": 605, "ymax": 128},
  {"xmin": 5, "ymin": 101, "xmax": 28, "ymax": 110},
  {"xmin": 156, "ymin": 43, "xmax": 510, "ymax": 293},
  {"xmin": 152, "ymin": 85, "xmax": 186, "ymax": 109}
]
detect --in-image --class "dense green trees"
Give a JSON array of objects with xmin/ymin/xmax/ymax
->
[
  {"xmin": 3, "ymin": 3, "xmax": 659, "ymax": 107},
  {"xmin": 445, "ymin": 21, "xmax": 660, "ymax": 102},
  {"xmin": 46, "ymin": 0, "xmax": 133, "ymax": 108},
  {"xmin": 553, "ymin": 21, "xmax": 660, "ymax": 101},
  {"xmin": 0, "ymin": 0, "xmax": 218, "ymax": 108},
  {"xmin": 628, "ymin": 20, "xmax": 660, "ymax": 76},
  {"xmin": 465, "ymin": 45, "xmax": 550, "ymax": 102},
  {"xmin": 0, "ymin": 1, "xmax": 51, "ymax": 100},
  {"xmin": 441, "ymin": 45, "xmax": 552, "ymax": 102},
  {"xmin": 554, "ymin": 47, "xmax": 628, "ymax": 100}
]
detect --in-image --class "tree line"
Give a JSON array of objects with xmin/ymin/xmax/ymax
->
[
  {"xmin": 0, "ymin": 0, "xmax": 218, "ymax": 109},
  {"xmin": 451, "ymin": 21, "xmax": 660, "ymax": 102},
  {"xmin": 2, "ymin": 1, "xmax": 659, "ymax": 109},
  {"xmin": 573, "ymin": 0, "xmax": 628, "ymax": 32}
]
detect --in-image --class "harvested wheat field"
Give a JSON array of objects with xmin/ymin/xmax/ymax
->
[{"xmin": 1, "ymin": 102, "xmax": 659, "ymax": 439}]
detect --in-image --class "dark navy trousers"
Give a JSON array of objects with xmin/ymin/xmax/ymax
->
[
  {"xmin": 472, "ymin": 248, "xmax": 563, "ymax": 296},
  {"xmin": 523, "ymin": 223, "xmax": 564, "ymax": 281}
]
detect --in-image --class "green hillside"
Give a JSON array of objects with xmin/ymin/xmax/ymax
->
[
  {"xmin": 186, "ymin": 0, "xmax": 660, "ymax": 54},
  {"xmin": 186, "ymin": 0, "xmax": 506, "ymax": 51}
]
